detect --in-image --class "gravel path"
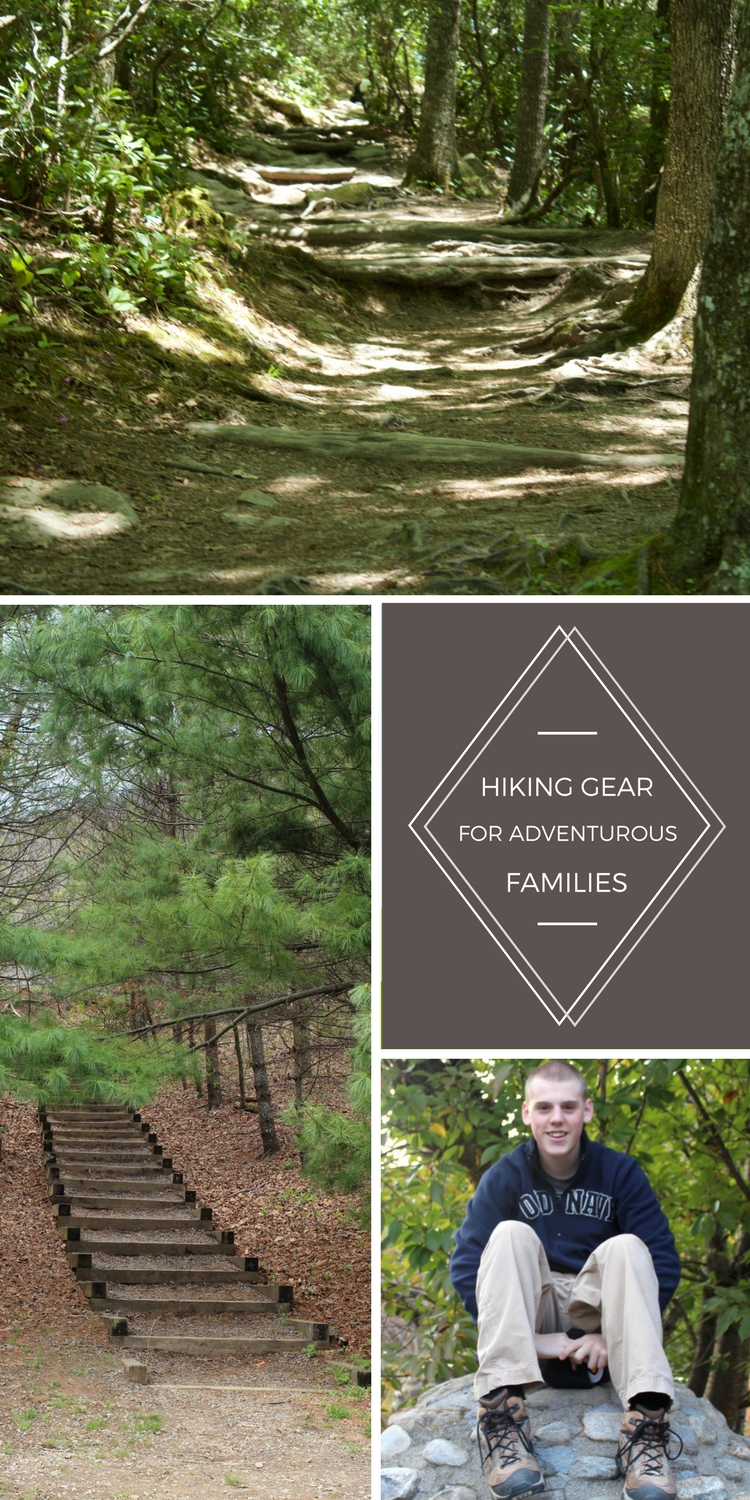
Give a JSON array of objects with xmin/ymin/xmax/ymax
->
[{"xmin": 0, "ymin": 1339, "xmax": 370, "ymax": 1500}]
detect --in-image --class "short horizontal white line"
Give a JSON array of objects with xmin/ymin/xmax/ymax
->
[
  {"xmin": 538, "ymin": 922, "xmax": 598, "ymax": 927},
  {"xmin": 537, "ymin": 730, "xmax": 597, "ymax": 736}
]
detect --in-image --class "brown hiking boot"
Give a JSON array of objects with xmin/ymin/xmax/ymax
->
[
  {"xmin": 476, "ymin": 1390, "xmax": 545, "ymax": 1499},
  {"xmin": 616, "ymin": 1407, "xmax": 682, "ymax": 1500}
]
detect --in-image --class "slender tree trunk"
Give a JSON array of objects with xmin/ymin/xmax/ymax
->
[
  {"xmin": 641, "ymin": 0, "xmax": 671, "ymax": 223},
  {"xmin": 173, "ymin": 1020, "xmax": 187, "ymax": 1090},
  {"xmin": 291, "ymin": 1000, "xmax": 312, "ymax": 1108},
  {"xmin": 688, "ymin": 1296, "xmax": 719, "ymax": 1398},
  {"xmin": 204, "ymin": 1014, "xmax": 222, "ymax": 1109},
  {"xmin": 468, "ymin": 0, "xmax": 504, "ymax": 151},
  {"xmin": 57, "ymin": 0, "xmax": 72, "ymax": 119},
  {"xmin": 506, "ymin": 0, "xmax": 550, "ymax": 211},
  {"xmin": 626, "ymin": 0, "xmax": 734, "ymax": 333},
  {"xmin": 559, "ymin": 24, "xmax": 620, "ymax": 227},
  {"xmin": 705, "ymin": 1322, "xmax": 750, "ymax": 1429},
  {"xmin": 658, "ymin": 5, "xmax": 750, "ymax": 591},
  {"xmin": 247, "ymin": 1021, "xmax": 280, "ymax": 1156},
  {"xmin": 233, "ymin": 1024, "xmax": 246, "ymax": 1109},
  {"xmin": 188, "ymin": 1019, "xmax": 203, "ymax": 1097},
  {"xmin": 403, "ymin": 0, "xmax": 461, "ymax": 190}
]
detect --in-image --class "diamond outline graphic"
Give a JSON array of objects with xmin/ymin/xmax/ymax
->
[{"xmin": 409, "ymin": 625, "xmax": 726, "ymax": 1026}]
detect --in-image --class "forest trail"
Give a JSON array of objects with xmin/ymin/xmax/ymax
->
[
  {"xmin": 0, "ymin": 1095, "xmax": 369, "ymax": 1499},
  {"xmin": 43, "ymin": 1104, "xmax": 333, "ymax": 1358},
  {"xmin": 0, "ymin": 101, "xmax": 692, "ymax": 595}
]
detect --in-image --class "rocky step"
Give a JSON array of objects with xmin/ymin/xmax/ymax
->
[
  {"xmin": 381, "ymin": 1377, "xmax": 750, "ymax": 1500},
  {"xmin": 255, "ymin": 166, "xmax": 356, "ymax": 185}
]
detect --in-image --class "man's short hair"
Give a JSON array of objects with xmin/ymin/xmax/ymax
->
[{"xmin": 524, "ymin": 1060, "xmax": 590, "ymax": 1101}]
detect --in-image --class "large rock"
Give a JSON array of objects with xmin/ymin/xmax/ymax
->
[{"xmin": 381, "ymin": 1379, "xmax": 750, "ymax": 1500}]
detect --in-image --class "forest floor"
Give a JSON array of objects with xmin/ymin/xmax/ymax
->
[
  {"xmin": 0, "ymin": 1037, "xmax": 370, "ymax": 1499},
  {"xmin": 0, "ymin": 110, "xmax": 693, "ymax": 596}
]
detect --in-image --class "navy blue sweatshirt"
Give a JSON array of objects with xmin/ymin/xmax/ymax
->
[{"xmin": 451, "ymin": 1134, "xmax": 680, "ymax": 1322}]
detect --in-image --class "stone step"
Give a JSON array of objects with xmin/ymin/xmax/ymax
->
[{"xmin": 110, "ymin": 1334, "xmax": 308, "ymax": 1356}]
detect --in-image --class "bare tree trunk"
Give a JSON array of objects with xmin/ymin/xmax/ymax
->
[
  {"xmin": 57, "ymin": 0, "xmax": 72, "ymax": 118},
  {"xmin": 247, "ymin": 1021, "xmax": 280, "ymax": 1156},
  {"xmin": 187, "ymin": 1019, "xmax": 203, "ymax": 1097},
  {"xmin": 688, "ymin": 1295, "xmax": 719, "ymax": 1398},
  {"xmin": 403, "ymin": 0, "xmax": 461, "ymax": 190},
  {"xmin": 705, "ymin": 1322, "xmax": 750, "ymax": 1430},
  {"xmin": 233, "ymin": 1024, "xmax": 246, "ymax": 1109},
  {"xmin": 626, "ymin": 0, "xmax": 734, "ymax": 333},
  {"xmin": 173, "ymin": 1019, "xmax": 187, "ymax": 1090},
  {"xmin": 204, "ymin": 1015, "xmax": 222, "ymax": 1109},
  {"xmin": 641, "ymin": 0, "xmax": 671, "ymax": 223},
  {"xmin": 559, "ymin": 20, "xmax": 620, "ymax": 227},
  {"xmin": 658, "ymin": 6, "xmax": 750, "ymax": 591},
  {"xmin": 506, "ymin": 0, "xmax": 550, "ymax": 211},
  {"xmin": 291, "ymin": 1000, "xmax": 313, "ymax": 1108}
]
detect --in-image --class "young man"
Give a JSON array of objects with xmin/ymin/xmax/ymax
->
[{"xmin": 450, "ymin": 1061, "xmax": 682, "ymax": 1500}]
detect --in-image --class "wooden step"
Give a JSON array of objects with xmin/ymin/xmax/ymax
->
[
  {"xmin": 73, "ymin": 1264, "xmax": 264, "ymax": 1286},
  {"xmin": 111, "ymin": 1334, "xmax": 308, "ymax": 1356},
  {"xmin": 88, "ymin": 1293, "xmax": 279, "ymax": 1315},
  {"xmin": 53, "ymin": 1178, "xmax": 186, "ymax": 1197},
  {"xmin": 59, "ymin": 1194, "xmax": 186, "ymax": 1213},
  {"xmin": 66, "ymin": 1237, "xmax": 236, "ymax": 1256},
  {"xmin": 54, "ymin": 1209, "xmax": 205, "ymax": 1231}
]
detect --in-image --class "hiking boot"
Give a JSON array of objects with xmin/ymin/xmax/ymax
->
[
  {"xmin": 476, "ymin": 1390, "xmax": 545, "ymax": 1499},
  {"xmin": 616, "ymin": 1407, "xmax": 683, "ymax": 1500}
]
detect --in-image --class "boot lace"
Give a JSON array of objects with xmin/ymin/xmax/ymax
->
[
  {"xmin": 477, "ymin": 1402, "xmax": 533, "ymax": 1472},
  {"xmin": 620, "ymin": 1413, "xmax": 683, "ymax": 1476}
]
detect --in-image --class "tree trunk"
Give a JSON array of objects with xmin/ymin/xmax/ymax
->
[
  {"xmin": 403, "ymin": 0, "xmax": 461, "ymax": 190},
  {"xmin": 506, "ymin": 0, "xmax": 550, "ymax": 211},
  {"xmin": 247, "ymin": 1021, "xmax": 280, "ymax": 1156},
  {"xmin": 641, "ymin": 0, "xmax": 671, "ymax": 223},
  {"xmin": 687, "ymin": 1295, "xmax": 719, "ymax": 1398},
  {"xmin": 468, "ymin": 0, "xmax": 505, "ymax": 152},
  {"xmin": 560, "ymin": 32, "xmax": 620, "ymax": 227},
  {"xmin": 705, "ymin": 1322, "xmax": 750, "ymax": 1430},
  {"xmin": 625, "ymin": 0, "xmax": 734, "ymax": 333},
  {"xmin": 291, "ymin": 1000, "xmax": 313, "ymax": 1108},
  {"xmin": 204, "ymin": 1014, "xmax": 222, "ymax": 1109},
  {"xmin": 187, "ymin": 1019, "xmax": 203, "ymax": 1097},
  {"xmin": 659, "ymin": 5, "xmax": 750, "ymax": 590},
  {"xmin": 233, "ymin": 1024, "xmax": 246, "ymax": 1109}
]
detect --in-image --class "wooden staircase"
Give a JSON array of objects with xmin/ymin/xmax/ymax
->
[{"xmin": 40, "ymin": 1104, "xmax": 329, "ymax": 1359}]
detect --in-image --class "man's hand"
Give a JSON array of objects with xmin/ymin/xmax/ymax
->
[{"xmin": 534, "ymin": 1331, "xmax": 608, "ymax": 1372}]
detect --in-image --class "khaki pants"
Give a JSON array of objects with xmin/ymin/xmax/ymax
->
[{"xmin": 475, "ymin": 1220, "xmax": 674, "ymax": 1408}]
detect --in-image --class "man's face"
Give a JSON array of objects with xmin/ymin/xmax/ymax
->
[{"xmin": 521, "ymin": 1078, "xmax": 594, "ymax": 1174}]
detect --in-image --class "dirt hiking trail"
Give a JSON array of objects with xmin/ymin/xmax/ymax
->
[{"xmin": 0, "ymin": 100, "xmax": 691, "ymax": 595}]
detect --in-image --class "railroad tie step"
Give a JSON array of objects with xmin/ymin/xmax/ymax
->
[{"xmin": 42, "ymin": 1105, "xmax": 332, "ymax": 1363}]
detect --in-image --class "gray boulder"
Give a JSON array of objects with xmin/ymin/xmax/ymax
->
[{"xmin": 382, "ymin": 1378, "xmax": 750, "ymax": 1500}]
